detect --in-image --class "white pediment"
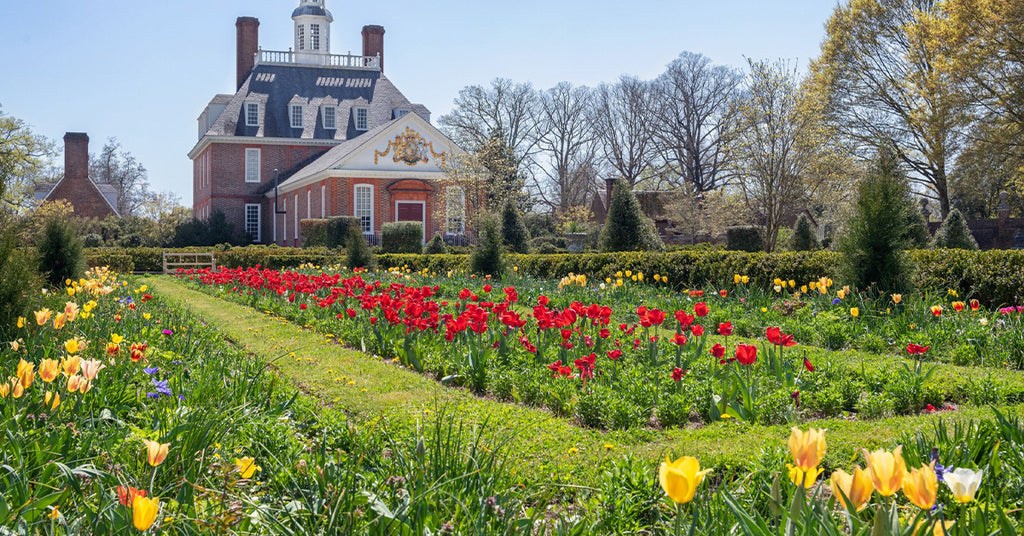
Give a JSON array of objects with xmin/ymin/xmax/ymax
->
[{"xmin": 336, "ymin": 113, "xmax": 461, "ymax": 172}]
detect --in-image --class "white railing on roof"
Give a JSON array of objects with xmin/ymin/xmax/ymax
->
[{"xmin": 254, "ymin": 49, "xmax": 380, "ymax": 71}]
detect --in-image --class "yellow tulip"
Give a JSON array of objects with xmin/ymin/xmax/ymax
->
[
  {"xmin": 143, "ymin": 439, "xmax": 170, "ymax": 467},
  {"xmin": 132, "ymin": 496, "xmax": 159, "ymax": 531},
  {"xmin": 912, "ymin": 520, "xmax": 955, "ymax": 536},
  {"xmin": 111, "ymin": 333, "xmax": 124, "ymax": 345},
  {"xmin": 836, "ymin": 290, "xmax": 846, "ymax": 300},
  {"xmin": 862, "ymin": 446, "xmax": 907, "ymax": 496},
  {"xmin": 16, "ymin": 359, "xmax": 34, "ymax": 389},
  {"xmin": 61, "ymin": 355, "xmax": 81, "ymax": 377},
  {"xmin": 63, "ymin": 302, "xmax": 79, "ymax": 322},
  {"xmin": 235, "ymin": 456, "xmax": 262, "ymax": 479},
  {"xmin": 788, "ymin": 427, "xmax": 826, "ymax": 472},
  {"xmin": 787, "ymin": 464, "xmax": 822, "ymax": 488},
  {"xmin": 10, "ymin": 378, "xmax": 24, "ymax": 399},
  {"xmin": 34, "ymin": 308, "xmax": 52, "ymax": 326},
  {"xmin": 45, "ymin": 390, "xmax": 60, "ymax": 410},
  {"xmin": 17, "ymin": 317, "xmax": 25, "ymax": 328},
  {"xmin": 801, "ymin": 285, "xmax": 808, "ymax": 293},
  {"xmin": 39, "ymin": 359, "xmax": 60, "ymax": 383},
  {"xmin": 64, "ymin": 338, "xmax": 84, "ymax": 355},
  {"xmin": 829, "ymin": 467, "xmax": 874, "ymax": 512},
  {"xmin": 892, "ymin": 294, "xmax": 902, "ymax": 304},
  {"xmin": 659, "ymin": 456, "xmax": 712, "ymax": 504},
  {"xmin": 788, "ymin": 280, "xmax": 796, "ymax": 288},
  {"xmin": 903, "ymin": 463, "xmax": 938, "ymax": 509},
  {"xmin": 850, "ymin": 308, "xmax": 859, "ymax": 317},
  {"xmin": 943, "ymin": 468, "xmax": 983, "ymax": 503},
  {"xmin": 734, "ymin": 274, "xmax": 742, "ymax": 284},
  {"xmin": 741, "ymin": 276, "xmax": 749, "ymax": 284},
  {"xmin": 53, "ymin": 312, "xmax": 67, "ymax": 330}
]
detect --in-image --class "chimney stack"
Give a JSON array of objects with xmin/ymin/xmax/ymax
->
[
  {"xmin": 236, "ymin": 17, "xmax": 260, "ymax": 89},
  {"xmin": 64, "ymin": 133, "xmax": 89, "ymax": 183},
  {"xmin": 361, "ymin": 25, "xmax": 385, "ymax": 72},
  {"xmin": 605, "ymin": 177, "xmax": 617, "ymax": 206}
]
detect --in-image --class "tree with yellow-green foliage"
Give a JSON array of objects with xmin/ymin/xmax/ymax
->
[
  {"xmin": 0, "ymin": 107, "xmax": 52, "ymax": 213},
  {"xmin": 810, "ymin": 0, "xmax": 975, "ymax": 218}
]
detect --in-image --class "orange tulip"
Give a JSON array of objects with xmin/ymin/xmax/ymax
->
[
  {"xmin": 16, "ymin": 359, "xmax": 34, "ymax": 389},
  {"xmin": 829, "ymin": 467, "xmax": 874, "ymax": 511},
  {"xmin": 39, "ymin": 358, "xmax": 60, "ymax": 383},
  {"xmin": 34, "ymin": 308, "xmax": 52, "ymax": 326},
  {"xmin": 863, "ymin": 446, "xmax": 907, "ymax": 496},
  {"xmin": 132, "ymin": 496, "xmax": 159, "ymax": 530},
  {"xmin": 143, "ymin": 439, "xmax": 170, "ymax": 467}
]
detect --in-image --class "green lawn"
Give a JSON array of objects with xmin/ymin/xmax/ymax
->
[{"xmin": 146, "ymin": 275, "xmax": 1024, "ymax": 487}]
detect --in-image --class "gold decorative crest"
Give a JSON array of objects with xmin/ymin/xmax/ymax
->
[{"xmin": 374, "ymin": 127, "xmax": 448, "ymax": 166}]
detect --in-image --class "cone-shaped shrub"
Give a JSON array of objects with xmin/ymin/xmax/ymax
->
[
  {"xmin": 470, "ymin": 214, "xmax": 506, "ymax": 277},
  {"xmin": 599, "ymin": 178, "xmax": 663, "ymax": 252},
  {"xmin": 0, "ymin": 216, "xmax": 36, "ymax": 338},
  {"xmin": 790, "ymin": 213, "xmax": 819, "ymax": 251},
  {"xmin": 931, "ymin": 207, "xmax": 978, "ymax": 250},
  {"xmin": 501, "ymin": 199, "xmax": 531, "ymax": 253},
  {"xmin": 905, "ymin": 209, "xmax": 932, "ymax": 248},
  {"xmin": 345, "ymin": 224, "xmax": 376, "ymax": 270},
  {"xmin": 839, "ymin": 148, "xmax": 916, "ymax": 293},
  {"xmin": 37, "ymin": 217, "xmax": 84, "ymax": 287},
  {"xmin": 425, "ymin": 233, "xmax": 447, "ymax": 254}
]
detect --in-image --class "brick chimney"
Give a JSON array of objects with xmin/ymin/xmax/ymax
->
[
  {"xmin": 64, "ymin": 132, "xmax": 89, "ymax": 183},
  {"xmin": 362, "ymin": 25, "xmax": 385, "ymax": 72},
  {"xmin": 236, "ymin": 17, "xmax": 260, "ymax": 89},
  {"xmin": 605, "ymin": 177, "xmax": 617, "ymax": 206}
]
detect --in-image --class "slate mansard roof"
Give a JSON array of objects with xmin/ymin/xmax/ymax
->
[{"xmin": 199, "ymin": 64, "xmax": 431, "ymax": 143}]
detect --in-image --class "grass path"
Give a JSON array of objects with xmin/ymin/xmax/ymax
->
[{"xmin": 146, "ymin": 275, "xmax": 1023, "ymax": 487}]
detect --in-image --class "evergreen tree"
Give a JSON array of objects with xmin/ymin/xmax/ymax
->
[
  {"xmin": 425, "ymin": 233, "xmax": 448, "ymax": 254},
  {"xmin": 0, "ymin": 215, "xmax": 36, "ymax": 338},
  {"xmin": 789, "ymin": 213, "xmax": 820, "ymax": 251},
  {"xmin": 839, "ymin": 148, "xmax": 917, "ymax": 293},
  {"xmin": 479, "ymin": 131, "xmax": 526, "ymax": 210},
  {"xmin": 501, "ymin": 199, "xmax": 530, "ymax": 253},
  {"xmin": 37, "ymin": 217, "xmax": 84, "ymax": 287},
  {"xmin": 932, "ymin": 207, "xmax": 979, "ymax": 250},
  {"xmin": 598, "ymin": 179, "xmax": 663, "ymax": 252},
  {"xmin": 345, "ymin": 225, "xmax": 376, "ymax": 271},
  {"xmin": 469, "ymin": 214, "xmax": 506, "ymax": 277}
]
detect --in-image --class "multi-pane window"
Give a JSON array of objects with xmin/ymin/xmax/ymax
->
[
  {"xmin": 354, "ymin": 185, "xmax": 373, "ymax": 233},
  {"xmin": 354, "ymin": 107, "xmax": 368, "ymax": 131},
  {"xmin": 445, "ymin": 186, "xmax": 465, "ymax": 235},
  {"xmin": 245, "ymin": 102, "xmax": 259, "ymax": 127},
  {"xmin": 311, "ymin": 24, "xmax": 321, "ymax": 50},
  {"xmin": 290, "ymin": 105, "xmax": 303, "ymax": 129},
  {"xmin": 322, "ymin": 106, "xmax": 336, "ymax": 129},
  {"xmin": 245, "ymin": 148, "xmax": 260, "ymax": 183},
  {"xmin": 297, "ymin": 25, "xmax": 305, "ymax": 50},
  {"xmin": 306, "ymin": 190, "xmax": 311, "ymax": 219},
  {"xmin": 245, "ymin": 204, "xmax": 261, "ymax": 242},
  {"xmin": 394, "ymin": 109, "xmax": 409, "ymax": 119}
]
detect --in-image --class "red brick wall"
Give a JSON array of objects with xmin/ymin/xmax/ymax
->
[{"xmin": 45, "ymin": 133, "xmax": 115, "ymax": 220}]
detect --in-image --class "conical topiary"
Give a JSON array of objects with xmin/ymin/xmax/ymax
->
[
  {"xmin": 931, "ymin": 207, "xmax": 978, "ymax": 250},
  {"xmin": 839, "ymin": 147, "xmax": 917, "ymax": 293},
  {"xmin": 469, "ymin": 214, "xmax": 506, "ymax": 277},
  {"xmin": 425, "ymin": 233, "xmax": 448, "ymax": 254},
  {"xmin": 501, "ymin": 199, "xmax": 531, "ymax": 253},
  {"xmin": 905, "ymin": 208, "xmax": 931, "ymax": 248},
  {"xmin": 598, "ymin": 179, "xmax": 663, "ymax": 252},
  {"xmin": 789, "ymin": 213, "xmax": 819, "ymax": 251},
  {"xmin": 37, "ymin": 217, "xmax": 84, "ymax": 287},
  {"xmin": 345, "ymin": 224, "xmax": 376, "ymax": 270}
]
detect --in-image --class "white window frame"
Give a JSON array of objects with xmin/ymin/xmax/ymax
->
[
  {"xmin": 282, "ymin": 197, "xmax": 287, "ymax": 244},
  {"xmin": 245, "ymin": 203, "xmax": 261, "ymax": 242},
  {"xmin": 294, "ymin": 194, "xmax": 299, "ymax": 240},
  {"xmin": 297, "ymin": 24, "xmax": 305, "ymax": 50},
  {"xmin": 244, "ymin": 148, "xmax": 261, "ymax": 183},
  {"xmin": 322, "ymin": 106, "xmax": 337, "ymax": 129},
  {"xmin": 306, "ymin": 189, "xmax": 311, "ymax": 220},
  {"xmin": 245, "ymin": 102, "xmax": 260, "ymax": 127},
  {"xmin": 290, "ymin": 104, "xmax": 304, "ymax": 129},
  {"xmin": 354, "ymin": 107, "xmax": 369, "ymax": 131},
  {"xmin": 311, "ymin": 24, "xmax": 321, "ymax": 50},
  {"xmin": 446, "ymin": 186, "xmax": 465, "ymax": 235},
  {"xmin": 394, "ymin": 108, "xmax": 410, "ymax": 119},
  {"xmin": 354, "ymin": 184, "xmax": 374, "ymax": 234},
  {"xmin": 320, "ymin": 184, "xmax": 326, "ymax": 218}
]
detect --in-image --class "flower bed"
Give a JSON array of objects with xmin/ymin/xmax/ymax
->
[{"xmin": 174, "ymin": 265, "xmax": 1024, "ymax": 430}]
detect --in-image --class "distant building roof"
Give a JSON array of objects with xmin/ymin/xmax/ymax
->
[{"xmin": 292, "ymin": 4, "xmax": 332, "ymax": 19}]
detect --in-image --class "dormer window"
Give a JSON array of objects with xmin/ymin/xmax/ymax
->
[
  {"xmin": 290, "ymin": 105, "xmax": 304, "ymax": 129},
  {"xmin": 394, "ymin": 109, "xmax": 410, "ymax": 119},
  {"xmin": 322, "ymin": 106, "xmax": 337, "ymax": 129},
  {"xmin": 354, "ymin": 107, "xmax": 369, "ymax": 131},
  {"xmin": 245, "ymin": 102, "xmax": 260, "ymax": 127},
  {"xmin": 297, "ymin": 25, "xmax": 305, "ymax": 50},
  {"xmin": 311, "ymin": 24, "xmax": 321, "ymax": 51}
]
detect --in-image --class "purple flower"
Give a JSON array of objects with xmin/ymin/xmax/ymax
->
[
  {"xmin": 831, "ymin": 298, "xmax": 841, "ymax": 305},
  {"xmin": 151, "ymin": 379, "xmax": 173, "ymax": 397},
  {"xmin": 143, "ymin": 366, "xmax": 159, "ymax": 375},
  {"xmin": 162, "ymin": 329, "xmax": 173, "ymax": 336},
  {"xmin": 146, "ymin": 392, "xmax": 159, "ymax": 399}
]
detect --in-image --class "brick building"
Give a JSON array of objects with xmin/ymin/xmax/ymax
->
[
  {"xmin": 35, "ymin": 133, "xmax": 120, "ymax": 219},
  {"xmin": 189, "ymin": 0, "xmax": 466, "ymax": 246}
]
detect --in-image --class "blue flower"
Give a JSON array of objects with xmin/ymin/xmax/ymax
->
[
  {"xmin": 831, "ymin": 298, "xmax": 841, "ymax": 305},
  {"xmin": 151, "ymin": 379, "xmax": 173, "ymax": 397},
  {"xmin": 143, "ymin": 366, "xmax": 159, "ymax": 375}
]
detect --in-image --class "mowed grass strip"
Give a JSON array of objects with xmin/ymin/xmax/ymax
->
[{"xmin": 146, "ymin": 275, "xmax": 1024, "ymax": 487}]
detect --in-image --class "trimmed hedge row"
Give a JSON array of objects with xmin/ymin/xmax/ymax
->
[{"xmin": 84, "ymin": 246, "xmax": 1024, "ymax": 305}]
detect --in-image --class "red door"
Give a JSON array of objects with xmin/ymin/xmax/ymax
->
[{"xmin": 396, "ymin": 202, "xmax": 423, "ymax": 223}]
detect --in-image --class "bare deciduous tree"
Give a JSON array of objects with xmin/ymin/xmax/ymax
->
[
  {"xmin": 648, "ymin": 51, "xmax": 744, "ymax": 193},
  {"xmin": 532, "ymin": 82, "xmax": 598, "ymax": 213},
  {"xmin": 593, "ymin": 76, "xmax": 657, "ymax": 188},
  {"xmin": 90, "ymin": 138, "xmax": 150, "ymax": 216},
  {"xmin": 438, "ymin": 78, "xmax": 541, "ymax": 169}
]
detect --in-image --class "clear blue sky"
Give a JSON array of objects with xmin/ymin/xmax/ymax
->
[{"xmin": 0, "ymin": 1, "xmax": 837, "ymax": 206}]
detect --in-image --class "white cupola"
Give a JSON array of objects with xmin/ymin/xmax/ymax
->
[{"xmin": 292, "ymin": 0, "xmax": 333, "ymax": 64}]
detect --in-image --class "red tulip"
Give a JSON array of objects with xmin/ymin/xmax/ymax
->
[
  {"xmin": 671, "ymin": 367, "xmax": 685, "ymax": 381},
  {"xmin": 607, "ymin": 349, "xmax": 623, "ymax": 360},
  {"xmin": 710, "ymin": 343, "xmax": 726, "ymax": 359},
  {"xmin": 906, "ymin": 343, "xmax": 931, "ymax": 355},
  {"xmin": 735, "ymin": 344, "xmax": 757, "ymax": 365},
  {"xmin": 718, "ymin": 322, "xmax": 733, "ymax": 336},
  {"xmin": 766, "ymin": 327, "xmax": 796, "ymax": 347},
  {"xmin": 694, "ymin": 302, "xmax": 709, "ymax": 317},
  {"xmin": 719, "ymin": 289, "xmax": 728, "ymax": 298},
  {"xmin": 671, "ymin": 333, "xmax": 688, "ymax": 346},
  {"xmin": 803, "ymin": 357, "xmax": 814, "ymax": 372},
  {"xmin": 690, "ymin": 325, "xmax": 704, "ymax": 337}
]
